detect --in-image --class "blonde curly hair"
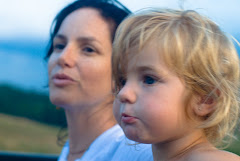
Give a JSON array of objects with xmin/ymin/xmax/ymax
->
[{"xmin": 112, "ymin": 8, "xmax": 240, "ymax": 147}]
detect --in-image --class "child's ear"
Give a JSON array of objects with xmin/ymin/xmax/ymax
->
[{"xmin": 192, "ymin": 95, "xmax": 216, "ymax": 117}]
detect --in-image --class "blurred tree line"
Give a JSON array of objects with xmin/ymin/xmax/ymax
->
[
  {"xmin": 0, "ymin": 84, "xmax": 239, "ymax": 155},
  {"xmin": 0, "ymin": 84, "xmax": 66, "ymax": 127}
]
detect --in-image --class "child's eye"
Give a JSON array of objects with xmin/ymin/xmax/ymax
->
[
  {"xmin": 119, "ymin": 76, "xmax": 126, "ymax": 87},
  {"xmin": 114, "ymin": 76, "xmax": 126, "ymax": 94},
  {"xmin": 143, "ymin": 75, "xmax": 157, "ymax": 85}
]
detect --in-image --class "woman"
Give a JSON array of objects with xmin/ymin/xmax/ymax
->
[{"xmin": 45, "ymin": 0, "xmax": 153, "ymax": 161}]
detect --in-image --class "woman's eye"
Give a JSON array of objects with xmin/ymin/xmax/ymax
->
[
  {"xmin": 53, "ymin": 44, "xmax": 65, "ymax": 51},
  {"xmin": 83, "ymin": 47, "xmax": 95, "ymax": 53},
  {"xmin": 143, "ymin": 75, "xmax": 157, "ymax": 85}
]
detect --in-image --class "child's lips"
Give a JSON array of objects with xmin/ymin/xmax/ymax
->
[{"xmin": 121, "ymin": 113, "xmax": 137, "ymax": 124}]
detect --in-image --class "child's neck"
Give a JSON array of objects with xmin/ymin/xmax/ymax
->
[{"xmin": 152, "ymin": 130, "xmax": 213, "ymax": 161}]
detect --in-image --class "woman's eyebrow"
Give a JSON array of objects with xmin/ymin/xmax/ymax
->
[
  {"xmin": 76, "ymin": 36, "xmax": 101, "ymax": 45},
  {"xmin": 54, "ymin": 34, "xmax": 66, "ymax": 39},
  {"xmin": 54, "ymin": 35, "xmax": 100, "ymax": 43},
  {"xmin": 53, "ymin": 34, "xmax": 67, "ymax": 41}
]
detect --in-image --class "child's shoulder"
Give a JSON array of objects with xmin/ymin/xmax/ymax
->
[{"xmin": 185, "ymin": 148, "xmax": 240, "ymax": 161}]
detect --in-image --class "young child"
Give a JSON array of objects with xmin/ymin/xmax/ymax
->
[{"xmin": 112, "ymin": 9, "xmax": 240, "ymax": 161}]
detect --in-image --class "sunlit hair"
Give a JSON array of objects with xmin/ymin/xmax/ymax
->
[{"xmin": 112, "ymin": 8, "xmax": 240, "ymax": 147}]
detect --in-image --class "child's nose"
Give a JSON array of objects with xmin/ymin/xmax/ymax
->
[{"xmin": 117, "ymin": 82, "xmax": 137, "ymax": 104}]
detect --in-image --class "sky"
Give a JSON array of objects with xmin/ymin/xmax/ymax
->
[
  {"xmin": 0, "ymin": 0, "xmax": 240, "ymax": 39},
  {"xmin": 0, "ymin": 0, "xmax": 240, "ymax": 92}
]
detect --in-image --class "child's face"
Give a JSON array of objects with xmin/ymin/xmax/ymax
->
[{"xmin": 113, "ymin": 43, "xmax": 194, "ymax": 144}]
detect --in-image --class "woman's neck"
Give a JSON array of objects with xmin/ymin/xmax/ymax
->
[{"xmin": 65, "ymin": 103, "xmax": 116, "ymax": 160}]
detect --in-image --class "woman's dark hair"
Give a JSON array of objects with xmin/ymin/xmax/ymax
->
[{"xmin": 45, "ymin": 0, "xmax": 131, "ymax": 60}]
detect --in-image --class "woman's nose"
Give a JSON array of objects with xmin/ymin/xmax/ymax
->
[
  {"xmin": 117, "ymin": 82, "xmax": 137, "ymax": 104},
  {"xmin": 58, "ymin": 45, "xmax": 76, "ymax": 68}
]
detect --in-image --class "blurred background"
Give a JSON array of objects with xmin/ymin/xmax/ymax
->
[{"xmin": 0, "ymin": 0, "xmax": 239, "ymax": 155}]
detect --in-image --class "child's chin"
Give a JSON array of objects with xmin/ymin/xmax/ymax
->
[{"xmin": 123, "ymin": 128, "xmax": 145, "ymax": 143}]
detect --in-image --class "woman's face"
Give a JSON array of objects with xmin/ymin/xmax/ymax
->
[{"xmin": 48, "ymin": 8, "xmax": 113, "ymax": 110}]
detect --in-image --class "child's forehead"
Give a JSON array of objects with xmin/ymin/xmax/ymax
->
[
  {"xmin": 126, "ymin": 41, "xmax": 164, "ymax": 61},
  {"xmin": 124, "ymin": 43, "xmax": 169, "ymax": 69}
]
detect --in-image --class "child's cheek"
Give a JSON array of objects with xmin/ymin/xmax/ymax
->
[{"xmin": 113, "ymin": 99, "xmax": 121, "ymax": 123}]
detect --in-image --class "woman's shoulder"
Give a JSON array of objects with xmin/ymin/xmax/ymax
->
[{"xmin": 186, "ymin": 148, "xmax": 240, "ymax": 161}]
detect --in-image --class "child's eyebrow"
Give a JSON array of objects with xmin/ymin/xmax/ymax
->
[
  {"xmin": 135, "ymin": 65, "xmax": 168, "ymax": 75},
  {"xmin": 136, "ymin": 66, "xmax": 155, "ymax": 72},
  {"xmin": 136, "ymin": 65, "xmax": 163, "ymax": 73}
]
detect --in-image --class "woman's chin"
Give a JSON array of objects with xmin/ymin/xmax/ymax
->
[{"xmin": 49, "ymin": 94, "xmax": 69, "ymax": 108}]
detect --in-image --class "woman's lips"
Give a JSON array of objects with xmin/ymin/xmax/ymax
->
[
  {"xmin": 121, "ymin": 113, "xmax": 137, "ymax": 124},
  {"xmin": 52, "ymin": 73, "xmax": 76, "ymax": 87}
]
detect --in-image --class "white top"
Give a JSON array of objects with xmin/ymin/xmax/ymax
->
[{"xmin": 58, "ymin": 124, "xmax": 153, "ymax": 161}]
